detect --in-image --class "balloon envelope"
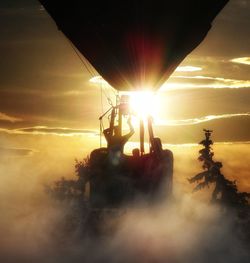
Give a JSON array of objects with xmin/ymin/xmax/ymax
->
[{"xmin": 39, "ymin": 0, "xmax": 229, "ymax": 91}]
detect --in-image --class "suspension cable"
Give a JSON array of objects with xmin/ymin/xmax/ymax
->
[
  {"xmin": 66, "ymin": 36, "xmax": 121, "ymax": 149},
  {"xmin": 66, "ymin": 38, "xmax": 96, "ymax": 77}
]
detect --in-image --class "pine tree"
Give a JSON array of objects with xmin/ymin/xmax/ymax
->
[{"xmin": 189, "ymin": 129, "xmax": 250, "ymax": 209}]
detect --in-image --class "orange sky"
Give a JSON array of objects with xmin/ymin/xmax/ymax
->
[
  {"xmin": 0, "ymin": 0, "xmax": 249, "ymax": 144},
  {"xmin": 0, "ymin": 3, "xmax": 250, "ymax": 262},
  {"xmin": 0, "ymin": 0, "xmax": 249, "ymax": 186},
  {"xmin": 0, "ymin": 4, "xmax": 249, "ymax": 258}
]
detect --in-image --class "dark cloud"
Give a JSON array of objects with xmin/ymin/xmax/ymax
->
[
  {"xmin": 1, "ymin": 87, "xmax": 250, "ymax": 143},
  {"xmin": 0, "ymin": 112, "xmax": 22, "ymax": 123},
  {"xmin": 159, "ymin": 88, "xmax": 250, "ymax": 119},
  {"xmin": 0, "ymin": 113, "xmax": 249, "ymax": 143},
  {"xmin": 157, "ymin": 113, "xmax": 250, "ymax": 126},
  {"xmin": 0, "ymin": 0, "xmax": 39, "ymax": 9},
  {"xmin": 154, "ymin": 115, "xmax": 250, "ymax": 144}
]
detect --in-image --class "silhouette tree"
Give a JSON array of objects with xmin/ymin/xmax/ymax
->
[
  {"xmin": 74, "ymin": 156, "xmax": 91, "ymax": 197},
  {"xmin": 45, "ymin": 157, "xmax": 90, "ymax": 201},
  {"xmin": 189, "ymin": 129, "xmax": 250, "ymax": 209}
]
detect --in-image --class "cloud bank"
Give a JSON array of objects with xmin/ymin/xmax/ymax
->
[
  {"xmin": 156, "ymin": 113, "xmax": 250, "ymax": 126},
  {"xmin": 0, "ymin": 112, "xmax": 22, "ymax": 123},
  {"xmin": 0, "ymin": 126, "xmax": 98, "ymax": 137},
  {"xmin": 162, "ymin": 76, "xmax": 250, "ymax": 90},
  {"xmin": 231, "ymin": 57, "xmax": 250, "ymax": 66}
]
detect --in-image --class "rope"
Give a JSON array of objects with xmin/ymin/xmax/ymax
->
[
  {"xmin": 99, "ymin": 120, "xmax": 102, "ymax": 148},
  {"xmin": 99, "ymin": 80, "xmax": 104, "ymax": 147},
  {"xmin": 66, "ymin": 36, "xmax": 118, "ymax": 103},
  {"xmin": 100, "ymin": 81, "xmax": 104, "ymax": 114},
  {"xmin": 66, "ymin": 38, "xmax": 96, "ymax": 78},
  {"xmin": 65, "ymin": 36, "xmax": 122, "ymax": 149}
]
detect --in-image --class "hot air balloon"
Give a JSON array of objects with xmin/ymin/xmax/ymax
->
[
  {"xmin": 39, "ymin": 0, "xmax": 229, "ymax": 91},
  {"xmin": 39, "ymin": 0, "xmax": 229, "ymax": 208}
]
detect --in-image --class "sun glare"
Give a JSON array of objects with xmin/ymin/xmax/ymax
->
[
  {"xmin": 89, "ymin": 76, "xmax": 161, "ymax": 123},
  {"xmin": 128, "ymin": 91, "xmax": 160, "ymax": 121}
]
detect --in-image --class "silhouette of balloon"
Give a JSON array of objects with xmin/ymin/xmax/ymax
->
[{"xmin": 39, "ymin": 0, "xmax": 229, "ymax": 91}]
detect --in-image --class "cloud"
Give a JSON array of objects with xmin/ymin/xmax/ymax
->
[
  {"xmin": 231, "ymin": 57, "xmax": 250, "ymax": 66},
  {"xmin": 0, "ymin": 147, "xmax": 35, "ymax": 157},
  {"xmin": 90, "ymin": 74, "xmax": 250, "ymax": 91},
  {"xmin": 0, "ymin": 126, "xmax": 98, "ymax": 137},
  {"xmin": 156, "ymin": 113, "xmax": 250, "ymax": 126},
  {"xmin": 41, "ymin": 70, "xmax": 86, "ymax": 79},
  {"xmin": 175, "ymin": 66, "xmax": 202, "ymax": 72},
  {"xmin": 0, "ymin": 5, "xmax": 43, "ymax": 16},
  {"xmin": 0, "ymin": 112, "xmax": 22, "ymax": 123},
  {"xmin": 3, "ymin": 112, "xmax": 248, "ymax": 141},
  {"xmin": 39, "ymin": 5, "xmax": 45, "ymax": 11},
  {"xmin": 236, "ymin": 0, "xmax": 249, "ymax": 7},
  {"xmin": 89, "ymin": 76, "xmax": 109, "ymax": 85},
  {"xmin": 162, "ymin": 75, "xmax": 250, "ymax": 90},
  {"xmin": 89, "ymin": 65, "xmax": 202, "ymax": 86}
]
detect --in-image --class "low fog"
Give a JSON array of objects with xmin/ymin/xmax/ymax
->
[{"xmin": 0, "ymin": 134, "xmax": 249, "ymax": 262}]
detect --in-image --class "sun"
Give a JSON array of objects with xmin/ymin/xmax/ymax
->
[{"xmin": 127, "ymin": 91, "xmax": 160, "ymax": 121}]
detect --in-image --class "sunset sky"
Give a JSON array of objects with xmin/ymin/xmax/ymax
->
[
  {"xmin": 0, "ymin": 0, "xmax": 250, "ymax": 262},
  {"xmin": 0, "ymin": 0, "xmax": 249, "ymax": 184},
  {"xmin": 0, "ymin": 2, "xmax": 250, "ymax": 259},
  {"xmin": 0, "ymin": 0, "xmax": 249, "ymax": 143}
]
